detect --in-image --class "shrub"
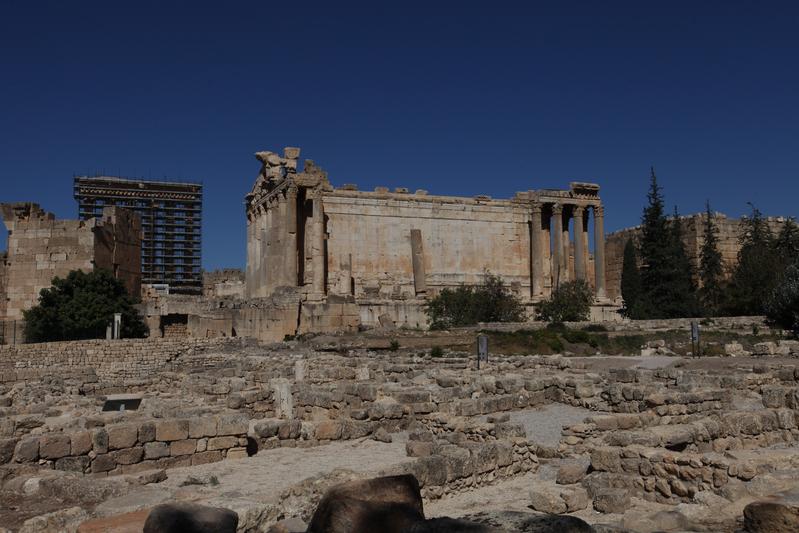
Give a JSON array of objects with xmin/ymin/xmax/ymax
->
[
  {"xmin": 536, "ymin": 280, "xmax": 593, "ymax": 323},
  {"xmin": 562, "ymin": 329, "xmax": 591, "ymax": 344},
  {"xmin": 765, "ymin": 262, "xmax": 799, "ymax": 334},
  {"xmin": 430, "ymin": 346, "xmax": 444, "ymax": 357},
  {"xmin": 23, "ymin": 269, "xmax": 147, "ymax": 343},
  {"xmin": 582, "ymin": 324, "xmax": 608, "ymax": 332},
  {"xmin": 389, "ymin": 340, "xmax": 400, "ymax": 351},
  {"xmin": 426, "ymin": 271, "xmax": 526, "ymax": 329}
]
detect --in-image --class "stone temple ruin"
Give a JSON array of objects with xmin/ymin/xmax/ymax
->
[{"xmin": 244, "ymin": 147, "xmax": 610, "ymax": 330}]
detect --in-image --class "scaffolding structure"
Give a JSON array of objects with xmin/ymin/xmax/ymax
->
[{"xmin": 73, "ymin": 176, "xmax": 203, "ymax": 294}]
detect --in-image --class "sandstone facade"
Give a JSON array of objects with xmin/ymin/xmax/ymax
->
[
  {"xmin": 0, "ymin": 203, "xmax": 141, "ymax": 343},
  {"xmin": 244, "ymin": 148, "xmax": 608, "ymax": 328}
]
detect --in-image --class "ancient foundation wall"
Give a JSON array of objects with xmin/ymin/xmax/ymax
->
[
  {"xmin": 0, "ymin": 337, "xmax": 243, "ymax": 384},
  {"xmin": 3, "ymin": 414, "xmax": 249, "ymax": 476},
  {"xmin": 323, "ymin": 193, "xmax": 532, "ymax": 300}
]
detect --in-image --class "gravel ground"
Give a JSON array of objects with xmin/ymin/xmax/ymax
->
[
  {"xmin": 158, "ymin": 432, "xmax": 411, "ymax": 500},
  {"xmin": 482, "ymin": 404, "xmax": 595, "ymax": 447}
]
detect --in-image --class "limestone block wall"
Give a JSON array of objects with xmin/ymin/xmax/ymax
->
[
  {"xmin": 2, "ymin": 218, "xmax": 94, "ymax": 320},
  {"xmin": 203, "ymin": 269, "xmax": 245, "ymax": 298},
  {"xmin": 0, "ymin": 337, "xmax": 243, "ymax": 384},
  {"xmin": 91, "ymin": 207, "xmax": 142, "ymax": 298},
  {"xmin": 323, "ymin": 192, "xmax": 532, "ymax": 300},
  {"xmin": 2, "ymin": 414, "xmax": 249, "ymax": 476}
]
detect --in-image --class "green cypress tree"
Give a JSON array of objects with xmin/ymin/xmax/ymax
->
[
  {"xmin": 620, "ymin": 238, "xmax": 643, "ymax": 318},
  {"xmin": 698, "ymin": 200, "xmax": 725, "ymax": 316},
  {"xmin": 666, "ymin": 206, "xmax": 700, "ymax": 317},
  {"xmin": 727, "ymin": 204, "xmax": 778, "ymax": 315},
  {"xmin": 774, "ymin": 217, "xmax": 799, "ymax": 270},
  {"xmin": 637, "ymin": 167, "xmax": 671, "ymax": 318}
]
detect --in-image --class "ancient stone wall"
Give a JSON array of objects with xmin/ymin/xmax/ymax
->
[
  {"xmin": 3, "ymin": 414, "xmax": 249, "ymax": 476},
  {"xmin": 0, "ymin": 203, "xmax": 141, "ymax": 331},
  {"xmin": 91, "ymin": 207, "xmax": 142, "ymax": 297},
  {"xmin": 0, "ymin": 337, "xmax": 243, "ymax": 384},
  {"xmin": 605, "ymin": 212, "xmax": 792, "ymax": 301},
  {"xmin": 203, "ymin": 269, "xmax": 245, "ymax": 298}
]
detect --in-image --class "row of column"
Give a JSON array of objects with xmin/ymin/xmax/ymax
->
[
  {"xmin": 248, "ymin": 186, "xmax": 326, "ymax": 298},
  {"xmin": 530, "ymin": 203, "xmax": 605, "ymax": 299}
]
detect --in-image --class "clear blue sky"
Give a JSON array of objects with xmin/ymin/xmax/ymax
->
[{"xmin": 2, "ymin": 1, "xmax": 797, "ymax": 270}]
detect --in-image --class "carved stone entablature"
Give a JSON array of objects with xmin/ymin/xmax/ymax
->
[{"xmin": 569, "ymin": 182, "xmax": 601, "ymax": 198}]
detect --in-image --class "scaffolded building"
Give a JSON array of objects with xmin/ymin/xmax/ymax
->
[{"xmin": 74, "ymin": 176, "xmax": 203, "ymax": 294}]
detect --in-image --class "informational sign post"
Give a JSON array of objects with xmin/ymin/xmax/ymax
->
[
  {"xmin": 690, "ymin": 320, "xmax": 700, "ymax": 357},
  {"xmin": 477, "ymin": 334, "xmax": 489, "ymax": 369}
]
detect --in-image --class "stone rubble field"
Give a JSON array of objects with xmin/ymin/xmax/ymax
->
[{"xmin": 2, "ymin": 320, "xmax": 799, "ymax": 532}]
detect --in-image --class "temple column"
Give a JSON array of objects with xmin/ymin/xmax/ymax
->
[
  {"xmin": 561, "ymin": 205, "xmax": 571, "ymax": 281},
  {"xmin": 573, "ymin": 206, "xmax": 586, "ymax": 280},
  {"xmin": 285, "ymin": 185, "xmax": 298, "ymax": 287},
  {"xmin": 266, "ymin": 198, "xmax": 276, "ymax": 294},
  {"xmin": 277, "ymin": 193, "xmax": 288, "ymax": 286},
  {"xmin": 312, "ymin": 189, "xmax": 326, "ymax": 297},
  {"xmin": 530, "ymin": 203, "xmax": 544, "ymax": 298},
  {"xmin": 593, "ymin": 204, "xmax": 606, "ymax": 299},
  {"xmin": 551, "ymin": 203, "xmax": 563, "ymax": 288}
]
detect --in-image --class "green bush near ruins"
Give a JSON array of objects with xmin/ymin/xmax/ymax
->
[
  {"xmin": 535, "ymin": 280, "xmax": 593, "ymax": 323},
  {"xmin": 426, "ymin": 271, "xmax": 526, "ymax": 329},
  {"xmin": 23, "ymin": 269, "xmax": 147, "ymax": 342}
]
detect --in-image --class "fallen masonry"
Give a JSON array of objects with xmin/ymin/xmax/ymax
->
[{"xmin": 2, "ymin": 318, "xmax": 799, "ymax": 531}]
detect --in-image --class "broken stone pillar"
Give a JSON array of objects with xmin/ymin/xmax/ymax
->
[
  {"xmin": 530, "ymin": 204, "xmax": 544, "ymax": 297},
  {"xmin": 285, "ymin": 185, "xmax": 298, "ymax": 287},
  {"xmin": 312, "ymin": 190, "xmax": 326, "ymax": 297},
  {"xmin": 410, "ymin": 229, "xmax": 427, "ymax": 295},
  {"xmin": 551, "ymin": 204, "xmax": 563, "ymax": 288},
  {"xmin": 574, "ymin": 207, "xmax": 586, "ymax": 281},
  {"xmin": 593, "ymin": 205, "xmax": 606, "ymax": 299},
  {"xmin": 294, "ymin": 359, "xmax": 307, "ymax": 382},
  {"xmin": 271, "ymin": 378, "xmax": 294, "ymax": 420}
]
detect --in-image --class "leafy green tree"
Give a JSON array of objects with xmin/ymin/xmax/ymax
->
[
  {"xmin": 620, "ymin": 238, "xmax": 643, "ymax": 318},
  {"xmin": 726, "ymin": 204, "xmax": 779, "ymax": 315},
  {"xmin": 698, "ymin": 200, "xmax": 725, "ymax": 316},
  {"xmin": 536, "ymin": 280, "xmax": 593, "ymax": 322},
  {"xmin": 765, "ymin": 261, "xmax": 799, "ymax": 334},
  {"xmin": 426, "ymin": 271, "xmax": 526, "ymax": 329},
  {"xmin": 23, "ymin": 269, "xmax": 147, "ymax": 342}
]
